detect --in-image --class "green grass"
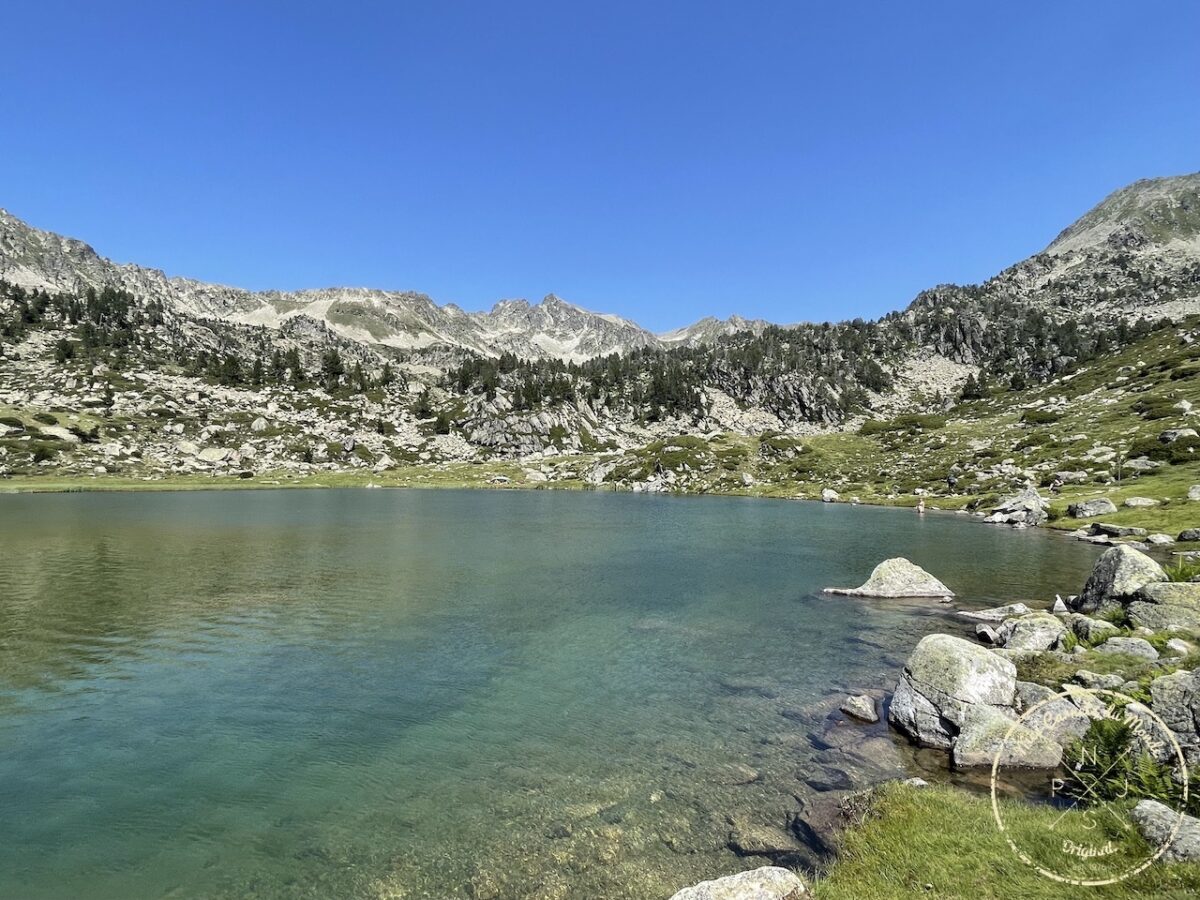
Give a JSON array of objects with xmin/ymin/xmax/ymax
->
[{"xmin": 813, "ymin": 783, "xmax": 1200, "ymax": 899}]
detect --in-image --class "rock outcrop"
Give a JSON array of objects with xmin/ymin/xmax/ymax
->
[
  {"xmin": 888, "ymin": 634, "xmax": 1017, "ymax": 750},
  {"xmin": 825, "ymin": 558, "xmax": 954, "ymax": 598},
  {"xmin": 1070, "ymin": 545, "xmax": 1167, "ymax": 615}
]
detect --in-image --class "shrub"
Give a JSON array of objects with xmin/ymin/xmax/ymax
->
[
  {"xmin": 859, "ymin": 414, "xmax": 946, "ymax": 436},
  {"xmin": 33, "ymin": 412, "xmax": 58, "ymax": 426},
  {"xmin": 1020, "ymin": 408, "xmax": 1061, "ymax": 425}
]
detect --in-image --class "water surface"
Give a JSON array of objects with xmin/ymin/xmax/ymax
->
[{"xmin": 0, "ymin": 489, "xmax": 1098, "ymax": 898}]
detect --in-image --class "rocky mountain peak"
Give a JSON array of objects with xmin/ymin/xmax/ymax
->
[{"xmin": 1046, "ymin": 171, "xmax": 1200, "ymax": 256}]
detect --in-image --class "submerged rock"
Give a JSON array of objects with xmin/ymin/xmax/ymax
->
[
  {"xmin": 824, "ymin": 558, "xmax": 953, "ymax": 598},
  {"xmin": 668, "ymin": 866, "xmax": 808, "ymax": 900},
  {"xmin": 888, "ymin": 634, "xmax": 1017, "ymax": 750},
  {"xmin": 1071, "ymin": 545, "xmax": 1167, "ymax": 615},
  {"xmin": 959, "ymin": 602, "xmax": 1031, "ymax": 622},
  {"xmin": 840, "ymin": 694, "xmax": 878, "ymax": 723}
]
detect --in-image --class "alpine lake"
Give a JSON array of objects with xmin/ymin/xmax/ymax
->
[{"xmin": 0, "ymin": 488, "xmax": 1100, "ymax": 898}]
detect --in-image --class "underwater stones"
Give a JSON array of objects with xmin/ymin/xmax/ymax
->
[
  {"xmin": 839, "ymin": 694, "xmax": 878, "ymax": 723},
  {"xmin": 1071, "ymin": 545, "xmax": 1167, "ymax": 615},
  {"xmin": 888, "ymin": 634, "xmax": 1017, "ymax": 750},
  {"xmin": 717, "ymin": 676, "xmax": 779, "ymax": 699},
  {"xmin": 1068, "ymin": 498, "xmax": 1117, "ymax": 518},
  {"xmin": 668, "ymin": 866, "xmax": 808, "ymax": 900},
  {"xmin": 824, "ymin": 558, "xmax": 953, "ymax": 599}
]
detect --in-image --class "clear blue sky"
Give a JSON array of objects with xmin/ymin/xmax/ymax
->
[{"xmin": 4, "ymin": 1, "xmax": 1198, "ymax": 331}]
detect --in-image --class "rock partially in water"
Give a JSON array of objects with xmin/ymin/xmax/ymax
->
[
  {"xmin": 1130, "ymin": 800, "xmax": 1200, "ymax": 862},
  {"xmin": 839, "ymin": 694, "xmax": 878, "ymax": 723},
  {"xmin": 951, "ymin": 705, "xmax": 1063, "ymax": 769},
  {"xmin": 668, "ymin": 866, "xmax": 809, "ymax": 900},
  {"xmin": 824, "ymin": 558, "xmax": 953, "ymax": 599},
  {"xmin": 959, "ymin": 602, "xmax": 1030, "ymax": 622},
  {"xmin": 1071, "ymin": 545, "xmax": 1167, "ymax": 615},
  {"xmin": 983, "ymin": 487, "xmax": 1049, "ymax": 527},
  {"xmin": 888, "ymin": 634, "xmax": 1017, "ymax": 750}
]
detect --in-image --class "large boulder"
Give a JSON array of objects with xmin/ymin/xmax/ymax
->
[
  {"xmin": 1014, "ymin": 682, "xmax": 1092, "ymax": 747},
  {"xmin": 951, "ymin": 705, "xmax": 1063, "ymax": 769},
  {"xmin": 983, "ymin": 487, "xmax": 1048, "ymax": 527},
  {"xmin": 996, "ymin": 612, "xmax": 1066, "ymax": 651},
  {"xmin": 1161, "ymin": 428, "xmax": 1199, "ymax": 444},
  {"xmin": 1095, "ymin": 636, "xmax": 1159, "ymax": 660},
  {"xmin": 1071, "ymin": 545, "xmax": 1167, "ymax": 615},
  {"xmin": 1150, "ymin": 668, "xmax": 1200, "ymax": 765},
  {"xmin": 825, "ymin": 558, "xmax": 953, "ymax": 598},
  {"xmin": 1130, "ymin": 800, "xmax": 1200, "ymax": 863},
  {"xmin": 1068, "ymin": 498, "xmax": 1117, "ymax": 519},
  {"xmin": 668, "ymin": 866, "xmax": 808, "ymax": 900},
  {"xmin": 1128, "ymin": 582, "xmax": 1200, "ymax": 631},
  {"xmin": 888, "ymin": 634, "xmax": 1017, "ymax": 749}
]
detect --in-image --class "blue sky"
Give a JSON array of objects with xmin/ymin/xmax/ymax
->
[{"xmin": 4, "ymin": 2, "xmax": 1198, "ymax": 331}]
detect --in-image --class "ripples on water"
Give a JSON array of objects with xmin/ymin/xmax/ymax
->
[{"xmin": 0, "ymin": 489, "xmax": 1099, "ymax": 898}]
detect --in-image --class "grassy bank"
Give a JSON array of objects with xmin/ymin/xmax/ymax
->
[{"xmin": 814, "ymin": 783, "xmax": 1200, "ymax": 899}]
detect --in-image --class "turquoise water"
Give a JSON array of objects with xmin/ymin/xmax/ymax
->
[{"xmin": 0, "ymin": 489, "xmax": 1098, "ymax": 898}]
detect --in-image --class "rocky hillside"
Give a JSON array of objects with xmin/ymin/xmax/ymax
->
[{"xmin": 1, "ymin": 173, "xmax": 1199, "ymax": 488}]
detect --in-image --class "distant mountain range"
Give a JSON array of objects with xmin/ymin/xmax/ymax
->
[
  {"xmin": 0, "ymin": 209, "xmax": 768, "ymax": 361},
  {"xmin": 2, "ymin": 173, "xmax": 1199, "ymax": 365}
]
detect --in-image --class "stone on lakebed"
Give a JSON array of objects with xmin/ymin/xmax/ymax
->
[
  {"xmin": 824, "ymin": 558, "xmax": 953, "ymax": 598},
  {"xmin": 668, "ymin": 866, "xmax": 808, "ymax": 900}
]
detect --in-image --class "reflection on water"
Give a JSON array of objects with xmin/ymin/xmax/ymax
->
[{"xmin": 0, "ymin": 489, "xmax": 1098, "ymax": 898}]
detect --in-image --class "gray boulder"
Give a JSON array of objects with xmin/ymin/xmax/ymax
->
[
  {"xmin": 1088, "ymin": 523, "xmax": 1147, "ymax": 538},
  {"xmin": 1148, "ymin": 533, "xmax": 1176, "ymax": 545},
  {"xmin": 1124, "ymin": 496, "xmax": 1160, "ymax": 508},
  {"xmin": 824, "ymin": 558, "xmax": 953, "ymax": 598},
  {"xmin": 669, "ymin": 866, "xmax": 808, "ymax": 900},
  {"xmin": 951, "ymin": 704, "xmax": 1063, "ymax": 769},
  {"xmin": 983, "ymin": 487, "xmax": 1048, "ymax": 526},
  {"xmin": 1160, "ymin": 428, "xmax": 1199, "ymax": 444},
  {"xmin": 1071, "ymin": 545, "xmax": 1167, "ymax": 615},
  {"xmin": 1068, "ymin": 498, "xmax": 1117, "ymax": 518},
  {"xmin": 1095, "ymin": 636, "xmax": 1159, "ymax": 661},
  {"xmin": 840, "ymin": 694, "xmax": 878, "ymax": 723},
  {"xmin": 996, "ymin": 612, "xmax": 1066, "ymax": 651},
  {"xmin": 1014, "ymin": 682, "xmax": 1092, "ymax": 746},
  {"xmin": 1130, "ymin": 800, "xmax": 1200, "ymax": 863},
  {"xmin": 888, "ymin": 634, "xmax": 1017, "ymax": 750},
  {"xmin": 1128, "ymin": 582, "xmax": 1200, "ymax": 631},
  {"xmin": 1190, "ymin": 485, "xmax": 1200, "ymax": 502},
  {"xmin": 821, "ymin": 488, "xmax": 839, "ymax": 503},
  {"xmin": 1180, "ymin": 529, "xmax": 1200, "ymax": 542},
  {"xmin": 1150, "ymin": 668, "xmax": 1200, "ymax": 765}
]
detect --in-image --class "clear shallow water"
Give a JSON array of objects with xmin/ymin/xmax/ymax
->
[{"xmin": 0, "ymin": 489, "xmax": 1099, "ymax": 899}]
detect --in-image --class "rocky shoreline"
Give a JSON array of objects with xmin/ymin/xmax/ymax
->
[{"xmin": 669, "ymin": 545, "xmax": 1200, "ymax": 898}]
